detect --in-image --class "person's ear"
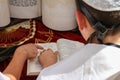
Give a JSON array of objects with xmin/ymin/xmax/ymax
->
[
  {"xmin": 76, "ymin": 10, "xmax": 95, "ymax": 41},
  {"xmin": 75, "ymin": 10, "xmax": 87, "ymax": 30}
]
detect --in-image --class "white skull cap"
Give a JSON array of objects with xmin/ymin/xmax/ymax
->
[{"xmin": 83, "ymin": 0, "xmax": 120, "ymax": 11}]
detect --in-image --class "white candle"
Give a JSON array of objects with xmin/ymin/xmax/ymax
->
[
  {"xmin": 0, "ymin": 0, "xmax": 10, "ymax": 27},
  {"xmin": 42, "ymin": 0, "xmax": 77, "ymax": 31},
  {"xmin": 9, "ymin": 0, "xmax": 42, "ymax": 19}
]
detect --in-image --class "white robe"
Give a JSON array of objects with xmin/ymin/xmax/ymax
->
[
  {"xmin": 37, "ymin": 44, "xmax": 120, "ymax": 80},
  {"xmin": 0, "ymin": 72, "xmax": 10, "ymax": 80}
]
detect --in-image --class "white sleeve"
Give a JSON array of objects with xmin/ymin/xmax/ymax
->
[
  {"xmin": 0, "ymin": 72, "xmax": 10, "ymax": 80},
  {"xmin": 37, "ymin": 44, "xmax": 120, "ymax": 80},
  {"xmin": 36, "ymin": 44, "xmax": 104, "ymax": 80}
]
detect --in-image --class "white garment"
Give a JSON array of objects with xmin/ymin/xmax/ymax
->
[
  {"xmin": 0, "ymin": 72, "xmax": 10, "ymax": 80},
  {"xmin": 37, "ymin": 44, "xmax": 120, "ymax": 80}
]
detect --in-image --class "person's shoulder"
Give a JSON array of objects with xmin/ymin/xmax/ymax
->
[
  {"xmin": 84, "ymin": 43, "xmax": 107, "ymax": 50},
  {"xmin": 84, "ymin": 43, "xmax": 120, "ymax": 55},
  {"xmin": 85, "ymin": 43, "xmax": 106, "ymax": 47},
  {"xmin": 85, "ymin": 43, "xmax": 120, "ymax": 50}
]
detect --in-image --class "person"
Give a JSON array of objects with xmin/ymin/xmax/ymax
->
[
  {"xmin": 0, "ymin": 0, "xmax": 120, "ymax": 80},
  {"xmin": 36, "ymin": 0, "xmax": 120, "ymax": 80}
]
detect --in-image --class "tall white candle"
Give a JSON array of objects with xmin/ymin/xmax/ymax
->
[
  {"xmin": 9, "ymin": 0, "xmax": 42, "ymax": 19},
  {"xmin": 0, "ymin": 0, "xmax": 10, "ymax": 27},
  {"xmin": 42, "ymin": 0, "xmax": 77, "ymax": 31}
]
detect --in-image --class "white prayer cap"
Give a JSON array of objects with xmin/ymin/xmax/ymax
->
[{"xmin": 83, "ymin": 0, "xmax": 120, "ymax": 11}]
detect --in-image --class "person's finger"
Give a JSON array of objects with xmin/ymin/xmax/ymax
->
[
  {"xmin": 54, "ymin": 51, "xmax": 59, "ymax": 59},
  {"xmin": 40, "ymin": 49, "xmax": 46, "ymax": 54},
  {"xmin": 54, "ymin": 51, "xmax": 59, "ymax": 55},
  {"xmin": 54, "ymin": 51, "xmax": 59, "ymax": 61},
  {"xmin": 47, "ymin": 48, "xmax": 54, "ymax": 53},
  {"xmin": 47, "ymin": 48, "xmax": 53, "ymax": 51},
  {"xmin": 35, "ymin": 45, "xmax": 44, "ymax": 49}
]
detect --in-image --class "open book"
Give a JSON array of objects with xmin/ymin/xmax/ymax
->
[{"xmin": 27, "ymin": 38, "xmax": 84, "ymax": 76}]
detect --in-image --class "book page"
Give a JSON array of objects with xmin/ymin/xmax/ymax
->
[
  {"xmin": 57, "ymin": 39, "xmax": 84, "ymax": 60},
  {"xmin": 27, "ymin": 43, "xmax": 57, "ymax": 76}
]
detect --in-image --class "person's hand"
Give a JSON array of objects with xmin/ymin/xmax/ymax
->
[
  {"xmin": 15, "ymin": 43, "xmax": 43, "ymax": 60},
  {"xmin": 38, "ymin": 49, "xmax": 59, "ymax": 68}
]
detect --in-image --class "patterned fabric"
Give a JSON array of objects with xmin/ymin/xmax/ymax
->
[{"xmin": 0, "ymin": 20, "xmax": 36, "ymax": 48}]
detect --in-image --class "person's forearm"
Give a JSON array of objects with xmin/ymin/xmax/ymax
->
[{"xmin": 3, "ymin": 50, "xmax": 27, "ymax": 80}]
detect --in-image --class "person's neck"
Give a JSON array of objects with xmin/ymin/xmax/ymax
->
[{"xmin": 103, "ymin": 33, "xmax": 120, "ymax": 45}]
